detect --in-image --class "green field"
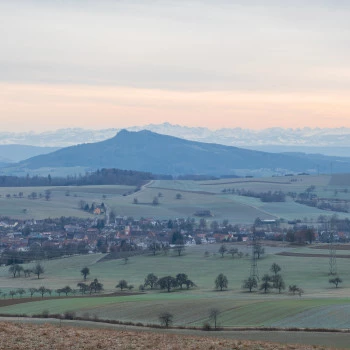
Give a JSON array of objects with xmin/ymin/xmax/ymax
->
[
  {"xmin": 1, "ymin": 244, "xmax": 350, "ymax": 329},
  {"xmin": 1, "ymin": 174, "xmax": 350, "ymax": 222}
]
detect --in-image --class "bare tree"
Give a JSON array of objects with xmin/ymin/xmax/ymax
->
[
  {"xmin": 37, "ymin": 286, "xmax": 48, "ymax": 298},
  {"xmin": 329, "ymin": 277, "xmax": 342, "ymax": 288},
  {"xmin": 9, "ymin": 290, "xmax": 17, "ymax": 299},
  {"xmin": 159, "ymin": 311, "xmax": 174, "ymax": 328},
  {"xmin": 116, "ymin": 280, "xmax": 128, "ymax": 291},
  {"xmin": 218, "ymin": 244, "xmax": 227, "ymax": 258},
  {"xmin": 16, "ymin": 288, "xmax": 26, "ymax": 298},
  {"xmin": 28, "ymin": 288, "xmax": 37, "ymax": 298},
  {"xmin": 259, "ymin": 274, "xmax": 272, "ymax": 293},
  {"xmin": 242, "ymin": 277, "xmax": 258, "ymax": 292},
  {"xmin": 215, "ymin": 273, "xmax": 228, "ymax": 291},
  {"xmin": 270, "ymin": 263, "xmax": 281, "ymax": 276},
  {"xmin": 33, "ymin": 263, "xmax": 45, "ymax": 279}
]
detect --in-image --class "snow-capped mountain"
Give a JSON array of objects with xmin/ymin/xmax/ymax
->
[{"xmin": 1, "ymin": 124, "xmax": 350, "ymax": 156}]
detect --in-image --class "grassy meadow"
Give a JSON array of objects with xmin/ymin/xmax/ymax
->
[
  {"xmin": 1, "ymin": 174, "xmax": 350, "ymax": 222},
  {"xmin": 1, "ymin": 243, "xmax": 350, "ymax": 329}
]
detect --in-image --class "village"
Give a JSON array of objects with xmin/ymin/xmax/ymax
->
[{"xmin": 1, "ymin": 209, "xmax": 350, "ymax": 265}]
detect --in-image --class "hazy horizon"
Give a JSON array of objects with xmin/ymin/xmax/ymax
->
[{"xmin": 1, "ymin": 1, "xmax": 349, "ymax": 132}]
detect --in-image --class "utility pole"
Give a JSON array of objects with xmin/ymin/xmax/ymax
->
[
  {"xmin": 250, "ymin": 228, "xmax": 260, "ymax": 281},
  {"xmin": 328, "ymin": 221, "xmax": 337, "ymax": 275}
]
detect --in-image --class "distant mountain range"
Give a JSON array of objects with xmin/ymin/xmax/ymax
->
[
  {"xmin": 4, "ymin": 129, "xmax": 350, "ymax": 177},
  {"xmin": 0, "ymin": 145, "xmax": 60, "ymax": 164},
  {"xmin": 1, "ymin": 123, "xmax": 350, "ymax": 157}
]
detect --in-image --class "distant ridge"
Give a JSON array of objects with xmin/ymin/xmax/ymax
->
[
  {"xmin": 2, "ymin": 124, "xmax": 350, "ymax": 157},
  {"xmin": 7, "ymin": 129, "xmax": 350, "ymax": 176}
]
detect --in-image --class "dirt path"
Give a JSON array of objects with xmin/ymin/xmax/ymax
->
[
  {"xmin": 0, "ymin": 293, "xmax": 139, "ymax": 308},
  {"xmin": 277, "ymin": 252, "xmax": 350, "ymax": 258},
  {"xmin": 200, "ymin": 180, "xmax": 291, "ymax": 186}
]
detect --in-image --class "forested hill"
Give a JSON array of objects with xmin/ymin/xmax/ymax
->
[
  {"xmin": 8, "ymin": 129, "xmax": 350, "ymax": 176},
  {"xmin": 0, "ymin": 168, "xmax": 154, "ymax": 187}
]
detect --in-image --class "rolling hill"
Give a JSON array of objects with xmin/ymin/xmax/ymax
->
[{"xmin": 5, "ymin": 130, "xmax": 350, "ymax": 176}]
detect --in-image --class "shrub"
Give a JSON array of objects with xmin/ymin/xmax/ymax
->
[
  {"xmin": 63, "ymin": 310, "xmax": 76, "ymax": 320},
  {"xmin": 41, "ymin": 310, "xmax": 49, "ymax": 318},
  {"xmin": 202, "ymin": 322, "xmax": 212, "ymax": 331}
]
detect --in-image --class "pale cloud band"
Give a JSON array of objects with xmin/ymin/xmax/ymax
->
[
  {"xmin": 0, "ymin": 1, "xmax": 349, "ymax": 131},
  {"xmin": 1, "ymin": 83, "xmax": 349, "ymax": 132}
]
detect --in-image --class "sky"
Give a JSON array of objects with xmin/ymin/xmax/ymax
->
[{"xmin": 0, "ymin": 0, "xmax": 349, "ymax": 132}]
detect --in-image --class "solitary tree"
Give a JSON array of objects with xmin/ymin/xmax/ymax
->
[
  {"xmin": 173, "ymin": 244, "xmax": 185, "ymax": 256},
  {"xmin": 215, "ymin": 273, "xmax": 228, "ymax": 291},
  {"xmin": 259, "ymin": 274, "xmax": 272, "ymax": 293},
  {"xmin": 272, "ymin": 274, "xmax": 286, "ymax": 293},
  {"xmin": 254, "ymin": 243, "xmax": 265, "ymax": 259},
  {"xmin": 329, "ymin": 277, "xmax": 343, "ymax": 288},
  {"xmin": 144, "ymin": 273, "xmax": 158, "ymax": 289},
  {"xmin": 157, "ymin": 276, "xmax": 178, "ymax": 292},
  {"xmin": 218, "ymin": 244, "xmax": 227, "ymax": 258},
  {"xmin": 81, "ymin": 267, "xmax": 90, "ymax": 281},
  {"xmin": 44, "ymin": 189, "xmax": 51, "ymax": 201},
  {"xmin": 33, "ymin": 263, "xmax": 45, "ymax": 279},
  {"xmin": 162, "ymin": 244, "xmax": 170, "ymax": 256},
  {"xmin": 209, "ymin": 308, "xmax": 220, "ymax": 330},
  {"xmin": 242, "ymin": 277, "xmax": 258, "ymax": 292},
  {"xmin": 270, "ymin": 263, "xmax": 281, "ymax": 276},
  {"xmin": 159, "ymin": 311, "xmax": 173, "ymax": 328},
  {"xmin": 116, "ymin": 279, "xmax": 128, "ymax": 291}
]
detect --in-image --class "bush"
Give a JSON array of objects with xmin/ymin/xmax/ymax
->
[
  {"xmin": 202, "ymin": 322, "xmax": 212, "ymax": 331},
  {"xmin": 63, "ymin": 310, "xmax": 76, "ymax": 320},
  {"xmin": 41, "ymin": 310, "xmax": 49, "ymax": 318}
]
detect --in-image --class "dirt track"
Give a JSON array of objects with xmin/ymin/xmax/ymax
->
[
  {"xmin": 276, "ymin": 252, "xmax": 350, "ymax": 258},
  {"xmin": 0, "ymin": 292, "xmax": 138, "ymax": 308}
]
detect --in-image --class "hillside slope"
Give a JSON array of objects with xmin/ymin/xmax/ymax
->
[{"xmin": 11, "ymin": 130, "xmax": 350, "ymax": 176}]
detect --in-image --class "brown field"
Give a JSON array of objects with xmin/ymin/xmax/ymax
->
[{"xmin": 0, "ymin": 322, "xmax": 336, "ymax": 350}]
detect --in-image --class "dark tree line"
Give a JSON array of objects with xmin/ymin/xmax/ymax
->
[
  {"xmin": 1, "ymin": 242, "xmax": 89, "ymax": 265},
  {"xmin": 222, "ymin": 188, "xmax": 286, "ymax": 202},
  {"xmin": 0, "ymin": 168, "xmax": 154, "ymax": 187}
]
